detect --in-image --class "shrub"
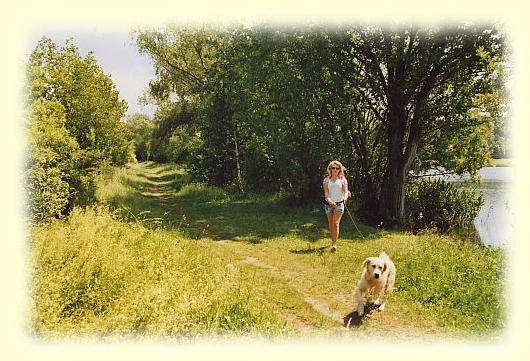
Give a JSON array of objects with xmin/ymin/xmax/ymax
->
[
  {"xmin": 404, "ymin": 178, "xmax": 484, "ymax": 232},
  {"xmin": 24, "ymin": 100, "xmax": 81, "ymax": 223},
  {"xmin": 24, "ymin": 38, "xmax": 132, "ymax": 223}
]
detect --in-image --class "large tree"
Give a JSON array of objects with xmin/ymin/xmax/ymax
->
[{"xmin": 329, "ymin": 23, "xmax": 507, "ymax": 225}]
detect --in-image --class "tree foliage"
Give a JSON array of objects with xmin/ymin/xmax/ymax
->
[
  {"xmin": 24, "ymin": 37, "xmax": 131, "ymax": 222},
  {"xmin": 329, "ymin": 23, "xmax": 507, "ymax": 225},
  {"xmin": 148, "ymin": 101, "xmax": 201, "ymax": 164},
  {"xmin": 26, "ymin": 38, "xmax": 130, "ymax": 165},
  {"xmin": 125, "ymin": 113, "xmax": 155, "ymax": 162},
  {"xmin": 135, "ymin": 22, "xmax": 508, "ymax": 228},
  {"xmin": 24, "ymin": 100, "xmax": 80, "ymax": 222}
]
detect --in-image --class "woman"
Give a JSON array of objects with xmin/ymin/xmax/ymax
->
[{"xmin": 323, "ymin": 160, "xmax": 349, "ymax": 252}]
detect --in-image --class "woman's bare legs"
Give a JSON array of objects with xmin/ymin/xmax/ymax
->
[
  {"xmin": 327, "ymin": 210, "xmax": 343, "ymax": 249},
  {"xmin": 326, "ymin": 213, "xmax": 334, "ymax": 244}
]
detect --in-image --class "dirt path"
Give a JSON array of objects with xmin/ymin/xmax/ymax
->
[
  {"xmin": 150, "ymin": 180, "xmax": 177, "ymax": 207},
  {"xmin": 243, "ymin": 256, "xmax": 346, "ymax": 325},
  {"xmin": 146, "ymin": 175, "xmax": 374, "ymax": 333},
  {"xmin": 144, "ymin": 168, "xmax": 444, "ymax": 341}
]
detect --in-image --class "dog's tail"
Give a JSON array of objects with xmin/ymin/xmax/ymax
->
[{"xmin": 379, "ymin": 252, "xmax": 389, "ymax": 260}]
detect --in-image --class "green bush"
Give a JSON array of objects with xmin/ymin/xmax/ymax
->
[
  {"xmin": 404, "ymin": 178, "xmax": 484, "ymax": 232},
  {"xmin": 24, "ymin": 100, "xmax": 81, "ymax": 223},
  {"xmin": 24, "ymin": 38, "xmax": 132, "ymax": 224}
]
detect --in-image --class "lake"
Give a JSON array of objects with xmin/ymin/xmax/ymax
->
[
  {"xmin": 421, "ymin": 166, "xmax": 514, "ymax": 248},
  {"xmin": 472, "ymin": 167, "xmax": 514, "ymax": 249}
]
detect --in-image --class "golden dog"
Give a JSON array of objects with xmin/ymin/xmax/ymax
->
[{"xmin": 354, "ymin": 252, "xmax": 396, "ymax": 316}]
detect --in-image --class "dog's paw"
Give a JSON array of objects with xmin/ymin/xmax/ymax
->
[{"xmin": 376, "ymin": 303, "xmax": 386, "ymax": 312}]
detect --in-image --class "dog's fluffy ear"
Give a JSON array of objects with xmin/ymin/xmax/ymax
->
[
  {"xmin": 383, "ymin": 261, "xmax": 387, "ymax": 272},
  {"xmin": 362, "ymin": 258, "xmax": 371, "ymax": 270}
]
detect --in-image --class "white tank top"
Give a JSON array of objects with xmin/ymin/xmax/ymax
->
[{"xmin": 324, "ymin": 176, "xmax": 347, "ymax": 202}]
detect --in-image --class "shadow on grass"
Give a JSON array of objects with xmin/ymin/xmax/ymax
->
[
  {"xmin": 290, "ymin": 246, "xmax": 328, "ymax": 255},
  {"xmin": 106, "ymin": 163, "xmax": 381, "ymax": 243},
  {"xmin": 343, "ymin": 304, "xmax": 381, "ymax": 327}
]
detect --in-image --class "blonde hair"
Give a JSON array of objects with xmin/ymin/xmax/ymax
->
[{"xmin": 326, "ymin": 160, "xmax": 346, "ymax": 177}]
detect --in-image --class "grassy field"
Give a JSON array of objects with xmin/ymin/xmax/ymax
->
[{"xmin": 27, "ymin": 162, "xmax": 508, "ymax": 344}]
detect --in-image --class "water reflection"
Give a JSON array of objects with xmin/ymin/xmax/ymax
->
[
  {"xmin": 473, "ymin": 167, "xmax": 514, "ymax": 248},
  {"xmin": 419, "ymin": 166, "xmax": 513, "ymax": 248}
]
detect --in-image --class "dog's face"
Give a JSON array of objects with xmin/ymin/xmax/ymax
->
[{"xmin": 363, "ymin": 257, "xmax": 387, "ymax": 280}]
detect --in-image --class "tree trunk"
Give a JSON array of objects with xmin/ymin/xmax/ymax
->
[
  {"xmin": 381, "ymin": 160, "xmax": 407, "ymax": 227},
  {"xmin": 380, "ymin": 85, "xmax": 424, "ymax": 227},
  {"xmin": 380, "ymin": 81, "xmax": 409, "ymax": 227},
  {"xmin": 232, "ymin": 127, "xmax": 244, "ymax": 194},
  {"xmin": 380, "ymin": 111, "xmax": 407, "ymax": 227}
]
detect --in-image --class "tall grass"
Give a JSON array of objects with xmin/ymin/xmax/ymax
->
[
  {"xmin": 28, "ymin": 162, "xmax": 508, "ymax": 342},
  {"xmin": 28, "ymin": 206, "xmax": 291, "ymax": 341}
]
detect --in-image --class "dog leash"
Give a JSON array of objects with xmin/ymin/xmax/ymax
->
[{"xmin": 345, "ymin": 202, "xmax": 366, "ymax": 240}]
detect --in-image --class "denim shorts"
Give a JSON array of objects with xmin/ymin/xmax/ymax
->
[{"xmin": 324, "ymin": 201, "xmax": 345, "ymax": 215}]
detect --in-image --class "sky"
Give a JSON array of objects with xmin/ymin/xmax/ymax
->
[{"xmin": 24, "ymin": 27, "xmax": 158, "ymax": 118}]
